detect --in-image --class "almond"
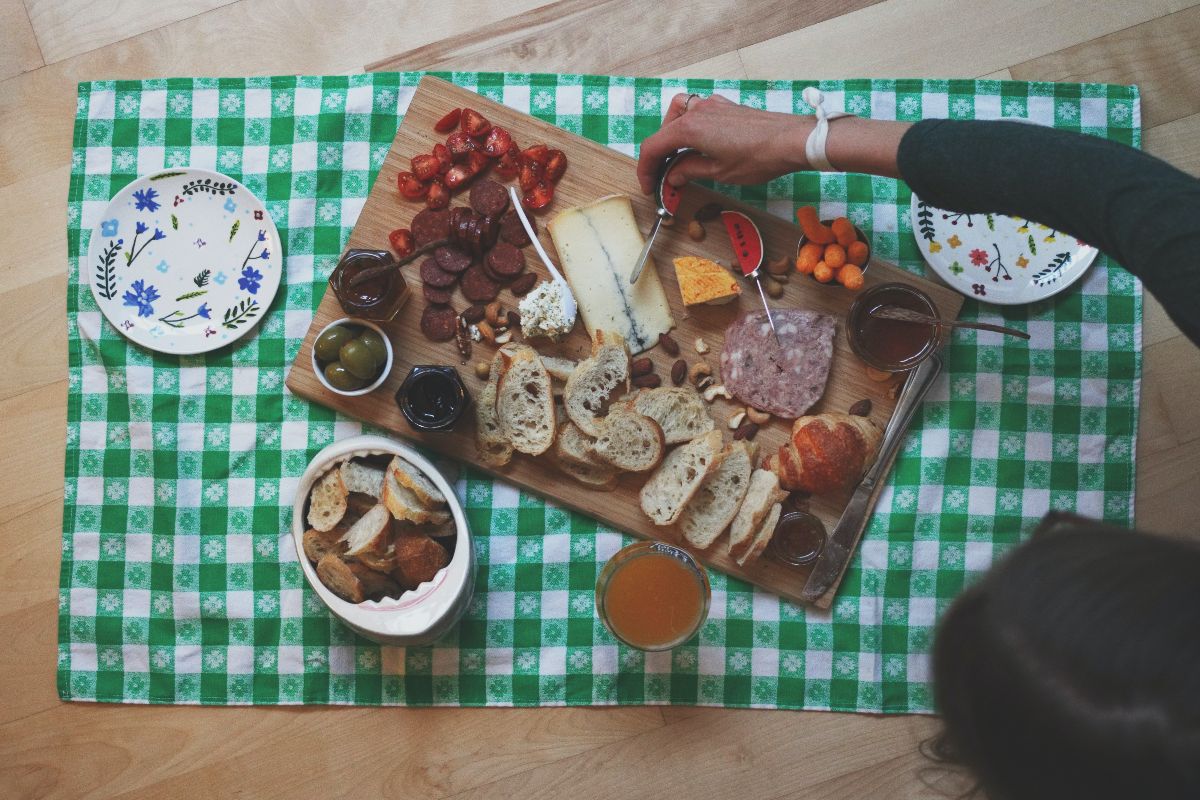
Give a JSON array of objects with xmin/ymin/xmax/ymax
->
[
  {"xmin": 848, "ymin": 399, "xmax": 872, "ymax": 417},
  {"xmin": 631, "ymin": 357, "xmax": 654, "ymax": 377},
  {"xmin": 632, "ymin": 373, "xmax": 662, "ymax": 389},
  {"xmin": 671, "ymin": 359, "xmax": 686, "ymax": 386},
  {"xmin": 659, "ymin": 332, "xmax": 680, "ymax": 357}
]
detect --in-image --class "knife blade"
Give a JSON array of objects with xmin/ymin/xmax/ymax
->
[{"xmin": 800, "ymin": 354, "xmax": 943, "ymax": 604}]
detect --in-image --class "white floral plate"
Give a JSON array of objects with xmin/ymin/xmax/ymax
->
[
  {"xmin": 910, "ymin": 194, "xmax": 1098, "ymax": 305},
  {"xmin": 87, "ymin": 168, "xmax": 282, "ymax": 355}
]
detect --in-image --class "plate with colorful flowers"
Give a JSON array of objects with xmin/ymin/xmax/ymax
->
[
  {"xmin": 87, "ymin": 168, "xmax": 282, "ymax": 355},
  {"xmin": 910, "ymin": 195, "xmax": 1098, "ymax": 305}
]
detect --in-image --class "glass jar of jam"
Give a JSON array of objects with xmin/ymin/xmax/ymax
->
[
  {"xmin": 768, "ymin": 511, "xmax": 827, "ymax": 566},
  {"xmin": 329, "ymin": 248, "xmax": 410, "ymax": 322},
  {"xmin": 397, "ymin": 366, "xmax": 469, "ymax": 432},
  {"xmin": 846, "ymin": 282, "xmax": 944, "ymax": 372}
]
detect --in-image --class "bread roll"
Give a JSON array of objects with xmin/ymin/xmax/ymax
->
[{"xmin": 763, "ymin": 413, "xmax": 882, "ymax": 495}]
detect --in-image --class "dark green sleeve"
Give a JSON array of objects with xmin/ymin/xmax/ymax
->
[{"xmin": 897, "ymin": 118, "xmax": 1200, "ymax": 346}]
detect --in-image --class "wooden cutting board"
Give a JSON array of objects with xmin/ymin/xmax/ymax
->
[{"xmin": 286, "ymin": 75, "xmax": 963, "ymax": 608}]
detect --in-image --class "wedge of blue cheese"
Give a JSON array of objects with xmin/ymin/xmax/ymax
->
[{"xmin": 547, "ymin": 195, "xmax": 674, "ymax": 354}]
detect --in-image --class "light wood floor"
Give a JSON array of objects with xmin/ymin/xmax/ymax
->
[{"xmin": 2, "ymin": 1, "xmax": 1198, "ymax": 797}]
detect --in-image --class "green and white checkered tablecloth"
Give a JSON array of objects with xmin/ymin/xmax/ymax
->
[{"xmin": 60, "ymin": 73, "xmax": 1141, "ymax": 711}]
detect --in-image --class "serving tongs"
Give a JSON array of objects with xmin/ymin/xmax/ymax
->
[{"xmin": 629, "ymin": 147, "xmax": 697, "ymax": 284}]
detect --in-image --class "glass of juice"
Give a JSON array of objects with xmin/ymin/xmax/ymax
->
[{"xmin": 595, "ymin": 541, "xmax": 711, "ymax": 651}]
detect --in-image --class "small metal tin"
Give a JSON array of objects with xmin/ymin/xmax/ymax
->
[
  {"xmin": 768, "ymin": 510, "xmax": 827, "ymax": 566},
  {"xmin": 397, "ymin": 365, "xmax": 469, "ymax": 432}
]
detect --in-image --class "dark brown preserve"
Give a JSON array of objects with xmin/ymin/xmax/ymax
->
[
  {"xmin": 847, "ymin": 282, "xmax": 941, "ymax": 372},
  {"xmin": 329, "ymin": 248, "xmax": 409, "ymax": 321},
  {"xmin": 397, "ymin": 366, "xmax": 469, "ymax": 432},
  {"xmin": 769, "ymin": 511, "xmax": 827, "ymax": 567}
]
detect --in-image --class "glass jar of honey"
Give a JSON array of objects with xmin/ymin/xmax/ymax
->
[
  {"xmin": 329, "ymin": 248, "xmax": 410, "ymax": 322},
  {"xmin": 846, "ymin": 282, "xmax": 944, "ymax": 372},
  {"xmin": 596, "ymin": 541, "xmax": 711, "ymax": 651}
]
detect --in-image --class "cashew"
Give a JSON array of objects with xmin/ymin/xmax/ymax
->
[
  {"xmin": 703, "ymin": 384, "xmax": 732, "ymax": 402},
  {"xmin": 745, "ymin": 407, "xmax": 771, "ymax": 425},
  {"xmin": 694, "ymin": 337, "xmax": 709, "ymax": 355},
  {"xmin": 689, "ymin": 361, "xmax": 713, "ymax": 386},
  {"xmin": 727, "ymin": 410, "xmax": 747, "ymax": 429},
  {"xmin": 494, "ymin": 329, "xmax": 513, "ymax": 345},
  {"xmin": 476, "ymin": 320, "xmax": 495, "ymax": 344},
  {"xmin": 485, "ymin": 301, "xmax": 506, "ymax": 328}
]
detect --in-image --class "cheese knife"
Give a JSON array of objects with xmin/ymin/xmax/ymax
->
[
  {"xmin": 629, "ymin": 147, "xmax": 696, "ymax": 284},
  {"xmin": 799, "ymin": 353, "xmax": 943, "ymax": 604}
]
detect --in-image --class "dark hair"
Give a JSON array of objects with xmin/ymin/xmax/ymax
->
[{"xmin": 931, "ymin": 521, "xmax": 1200, "ymax": 800}]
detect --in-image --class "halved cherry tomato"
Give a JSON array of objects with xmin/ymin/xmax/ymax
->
[
  {"xmin": 443, "ymin": 164, "xmax": 474, "ymax": 191},
  {"xmin": 396, "ymin": 170, "xmax": 429, "ymax": 201},
  {"xmin": 425, "ymin": 179, "xmax": 450, "ymax": 209},
  {"xmin": 522, "ymin": 180, "xmax": 554, "ymax": 212},
  {"xmin": 446, "ymin": 131, "xmax": 476, "ymax": 161},
  {"xmin": 411, "ymin": 153, "xmax": 440, "ymax": 181},
  {"xmin": 388, "ymin": 228, "xmax": 415, "ymax": 256},
  {"xmin": 544, "ymin": 149, "xmax": 567, "ymax": 182},
  {"xmin": 460, "ymin": 108, "xmax": 492, "ymax": 138},
  {"xmin": 433, "ymin": 108, "xmax": 462, "ymax": 134},
  {"xmin": 467, "ymin": 150, "xmax": 491, "ymax": 177},
  {"xmin": 520, "ymin": 144, "xmax": 549, "ymax": 166},
  {"xmin": 432, "ymin": 143, "xmax": 452, "ymax": 174},
  {"xmin": 482, "ymin": 126, "xmax": 513, "ymax": 158},
  {"xmin": 518, "ymin": 160, "xmax": 542, "ymax": 193},
  {"xmin": 494, "ymin": 143, "xmax": 520, "ymax": 181}
]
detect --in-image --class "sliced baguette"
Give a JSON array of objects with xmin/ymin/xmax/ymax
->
[
  {"xmin": 391, "ymin": 534, "xmax": 450, "ymax": 589},
  {"xmin": 556, "ymin": 455, "xmax": 620, "ymax": 491},
  {"xmin": 736, "ymin": 502, "xmax": 783, "ymax": 566},
  {"xmin": 348, "ymin": 560, "xmax": 403, "ymax": 600},
  {"xmin": 590, "ymin": 408, "xmax": 665, "ymax": 472},
  {"xmin": 555, "ymin": 421, "xmax": 606, "ymax": 469},
  {"xmin": 497, "ymin": 344, "xmax": 556, "ymax": 455},
  {"xmin": 679, "ymin": 441, "xmax": 754, "ymax": 549},
  {"xmin": 307, "ymin": 467, "xmax": 348, "ymax": 532},
  {"xmin": 302, "ymin": 525, "xmax": 348, "ymax": 564},
  {"xmin": 316, "ymin": 553, "xmax": 365, "ymax": 603},
  {"xmin": 340, "ymin": 459, "xmax": 384, "ymax": 498},
  {"xmin": 728, "ymin": 469, "xmax": 788, "ymax": 561},
  {"xmin": 621, "ymin": 387, "xmax": 714, "ymax": 445},
  {"xmin": 339, "ymin": 503, "xmax": 392, "ymax": 557},
  {"xmin": 381, "ymin": 457, "xmax": 442, "ymax": 523},
  {"xmin": 639, "ymin": 430, "xmax": 726, "ymax": 526},
  {"xmin": 476, "ymin": 347, "xmax": 514, "ymax": 467},
  {"xmin": 563, "ymin": 330, "xmax": 630, "ymax": 436},
  {"xmin": 391, "ymin": 457, "xmax": 447, "ymax": 507},
  {"xmin": 541, "ymin": 355, "xmax": 578, "ymax": 382}
]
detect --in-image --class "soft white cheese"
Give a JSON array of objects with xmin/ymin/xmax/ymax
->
[
  {"xmin": 519, "ymin": 281, "xmax": 574, "ymax": 340},
  {"xmin": 547, "ymin": 195, "xmax": 674, "ymax": 354}
]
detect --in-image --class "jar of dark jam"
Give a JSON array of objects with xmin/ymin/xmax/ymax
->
[
  {"xmin": 329, "ymin": 248, "xmax": 410, "ymax": 322},
  {"xmin": 397, "ymin": 366, "xmax": 469, "ymax": 432},
  {"xmin": 769, "ymin": 511, "xmax": 827, "ymax": 566},
  {"xmin": 846, "ymin": 282, "xmax": 943, "ymax": 372}
]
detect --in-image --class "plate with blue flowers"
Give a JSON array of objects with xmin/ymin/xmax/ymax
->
[{"xmin": 87, "ymin": 168, "xmax": 282, "ymax": 355}]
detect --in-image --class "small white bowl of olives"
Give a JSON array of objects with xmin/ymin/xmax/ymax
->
[{"xmin": 311, "ymin": 317, "xmax": 393, "ymax": 396}]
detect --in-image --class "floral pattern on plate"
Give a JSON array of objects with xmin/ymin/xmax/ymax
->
[
  {"xmin": 87, "ymin": 168, "xmax": 282, "ymax": 354},
  {"xmin": 910, "ymin": 194, "xmax": 1098, "ymax": 305}
]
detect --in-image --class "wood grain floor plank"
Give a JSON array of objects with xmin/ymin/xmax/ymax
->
[
  {"xmin": 0, "ymin": 599, "xmax": 60, "ymax": 729},
  {"xmin": 366, "ymin": 0, "xmax": 883, "ymax": 76},
  {"xmin": 659, "ymin": 51, "xmax": 748, "ymax": 80},
  {"xmin": 0, "ymin": 380, "xmax": 67, "ymax": 518},
  {"xmin": 1142, "ymin": 333, "xmax": 1200, "ymax": 448},
  {"xmin": 24, "ymin": 0, "xmax": 238, "ymax": 64},
  {"xmin": 738, "ymin": 0, "xmax": 1192, "ymax": 79},
  {"xmin": 0, "ymin": 165, "xmax": 68, "ymax": 295},
  {"xmin": 1137, "ymin": 436, "xmax": 1200, "ymax": 536},
  {"xmin": 0, "ymin": 494, "xmax": 63, "ymax": 614},
  {"xmin": 1145, "ymin": 110, "xmax": 1200, "ymax": 175},
  {"xmin": 0, "ymin": 0, "xmax": 44, "ymax": 80},
  {"xmin": 0, "ymin": 275, "xmax": 69, "ymax": 402},
  {"xmin": 1010, "ymin": 5, "xmax": 1200, "ymax": 129}
]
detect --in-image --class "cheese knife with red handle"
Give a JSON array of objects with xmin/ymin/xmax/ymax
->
[
  {"xmin": 629, "ymin": 147, "xmax": 695, "ymax": 284},
  {"xmin": 721, "ymin": 209, "xmax": 780, "ymax": 346}
]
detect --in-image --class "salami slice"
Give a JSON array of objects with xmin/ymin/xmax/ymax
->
[
  {"xmin": 510, "ymin": 272, "xmax": 538, "ymax": 296},
  {"xmin": 454, "ymin": 211, "xmax": 475, "ymax": 251},
  {"xmin": 480, "ymin": 215, "xmax": 501, "ymax": 249},
  {"xmin": 460, "ymin": 264, "xmax": 500, "ymax": 303},
  {"xmin": 499, "ymin": 209, "xmax": 532, "ymax": 248},
  {"xmin": 719, "ymin": 309, "xmax": 837, "ymax": 419},
  {"xmin": 419, "ymin": 256, "xmax": 457, "ymax": 288},
  {"xmin": 411, "ymin": 208, "xmax": 450, "ymax": 247},
  {"xmin": 420, "ymin": 304, "xmax": 458, "ymax": 342},
  {"xmin": 486, "ymin": 242, "xmax": 525, "ymax": 280},
  {"xmin": 422, "ymin": 284, "xmax": 454, "ymax": 305},
  {"xmin": 469, "ymin": 179, "xmax": 509, "ymax": 218},
  {"xmin": 434, "ymin": 245, "xmax": 473, "ymax": 274}
]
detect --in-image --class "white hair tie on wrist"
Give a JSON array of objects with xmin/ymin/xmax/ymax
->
[{"xmin": 801, "ymin": 86, "xmax": 852, "ymax": 172}]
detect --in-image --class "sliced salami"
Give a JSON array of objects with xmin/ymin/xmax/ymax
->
[
  {"xmin": 469, "ymin": 179, "xmax": 509, "ymax": 218},
  {"xmin": 486, "ymin": 242, "xmax": 525, "ymax": 280},
  {"xmin": 434, "ymin": 245, "xmax": 473, "ymax": 274},
  {"xmin": 419, "ymin": 256, "xmax": 457, "ymax": 288},
  {"xmin": 499, "ymin": 209, "xmax": 532, "ymax": 247},
  {"xmin": 719, "ymin": 309, "xmax": 837, "ymax": 419},
  {"xmin": 480, "ymin": 215, "xmax": 501, "ymax": 249},
  {"xmin": 460, "ymin": 264, "xmax": 500, "ymax": 303},
  {"xmin": 423, "ymin": 284, "xmax": 454, "ymax": 305},
  {"xmin": 420, "ymin": 304, "xmax": 459, "ymax": 342},
  {"xmin": 510, "ymin": 272, "xmax": 538, "ymax": 296},
  {"xmin": 411, "ymin": 208, "xmax": 450, "ymax": 247}
]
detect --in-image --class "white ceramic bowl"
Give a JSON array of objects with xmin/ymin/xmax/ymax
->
[
  {"xmin": 311, "ymin": 318, "xmax": 394, "ymax": 397},
  {"xmin": 291, "ymin": 434, "xmax": 475, "ymax": 646}
]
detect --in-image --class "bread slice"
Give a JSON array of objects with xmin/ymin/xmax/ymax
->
[
  {"xmin": 391, "ymin": 457, "xmax": 447, "ymax": 507},
  {"xmin": 540, "ymin": 355, "xmax": 577, "ymax": 382},
  {"xmin": 728, "ymin": 469, "xmax": 788, "ymax": 561},
  {"xmin": 621, "ymin": 386, "xmax": 714, "ymax": 445},
  {"xmin": 302, "ymin": 525, "xmax": 348, "ymax": 564},
  {"xmin": 590, "ymin": 408, "xmax": 664, "ymax": 472},
  {"xmin": 496, "ymin": 344, "xmax": 556, "ymax": 455},
  {"xmin": 340, "ymin": 459, "xmax": 384, "ymax": 498},
  {"xmin": 381, "ymin": 457, "xmax": 442, "ymax": 524},
  {"xmin": 347, "ymin": 560, "xmax": 403, "ymax": 600},
  {"xmin": 555, "ymin": 421, "xmax": 604, "ymax": 469},
  {"xmin": 316, "ymin": 553, "xmax": 365, "ymax": 603},
  {"xmin": 736, "ymin": 502, "xmax": 783, "ymax": 566},
  {"xmin": 390, "ymin": 534, "xmax": 450, "ymax": 589},
  {"xmin": 556, "ymin": 454, "xmax": 620, "ymax": 491},
  {"xmin": 563, "ymin": 330, "xmax": 629, "ymax": 436},
  {"xmin": 307, "ymin": 467, "xmax": 348, "ymax": 532},
  {"xmin": 475, "ymin": 348, "xmax": 514, "ymax": 467},
  {"xmin": 339, "ymin": 503, "xmax": 391, "ymax": 557},
  {"xmin": 639, "ymin": 430, "xmax": 726, "ymax": 526},
  {"xmin": 679, "ymin": 441, "xmax": 754, "ymax": 549}
]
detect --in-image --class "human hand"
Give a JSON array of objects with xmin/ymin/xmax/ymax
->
[{"xmin": 636, "ymin": 93, "xmax": 814, "ymax": 194}]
